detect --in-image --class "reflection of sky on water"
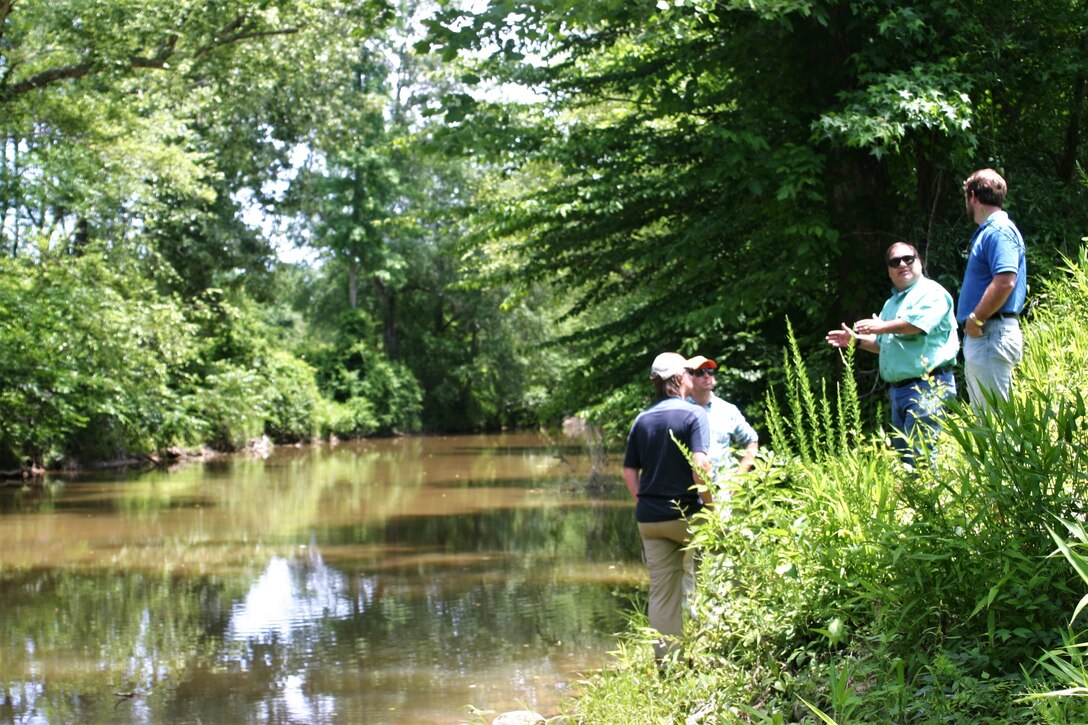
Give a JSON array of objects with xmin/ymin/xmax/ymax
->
[
  {"xmin": 284, "ymin": 673, "xmax": 336, "ymax": 725},
  {"xmin": 217, "ymin": 532, "xmax": 636, "ymax": 721},
  {"xmin": 229, "ymin": 551, "xmax": 353, "ymax": 642},
  {"xmin": 228, "ymin": 552, "xmax": 350, "ymax": 723}
]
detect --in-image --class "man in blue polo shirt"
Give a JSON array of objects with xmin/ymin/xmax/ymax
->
[
  {"xmin": 958, "ymin": 168, "xmax": 1028, "ymax": 412},
  {"xmin": 826, "ymin": 242, "xmax": 959, "ymax": 464},
  {"xmin": 622, "ymin": 351, "xmax": 712, "ymax": 663}
]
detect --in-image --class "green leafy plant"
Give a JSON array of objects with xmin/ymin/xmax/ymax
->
[{"xmin": 572, "ymin": 252, "xmax": 1088, "ymax": 723}]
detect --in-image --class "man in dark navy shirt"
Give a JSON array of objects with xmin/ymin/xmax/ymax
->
[{"xmin": 622, "ymin": 352, "xmax": 712, "ymax": 663}]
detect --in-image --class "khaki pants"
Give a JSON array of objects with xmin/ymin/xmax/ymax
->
[{"xmin": 638, "ymin": 518, "xmax": 695, "ymax": 660}]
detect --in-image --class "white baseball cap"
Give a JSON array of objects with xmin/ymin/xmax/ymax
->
[{"xmin": 651, "ymin": 352, "xmax": 700, "ymax": 380}]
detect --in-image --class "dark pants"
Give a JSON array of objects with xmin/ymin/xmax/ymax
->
[{"xmin": 889, "ymin": 370, "xmax": 957, "ymax": 466}]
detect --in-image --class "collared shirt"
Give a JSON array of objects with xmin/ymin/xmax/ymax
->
[
  {"xmin": 957, "ymin": 210, "xmax": 1028, "ymax": 323},
  {"xmin": 688, "ymin": 393, "xmax": 758, "ymax": 472},
  {"xmin": 623, "ymin": 397, "xmax": 709, "ymax": 522},
  {"xmin": 877, "ymin": 276, "xmax": 959, "ymax": 383}
]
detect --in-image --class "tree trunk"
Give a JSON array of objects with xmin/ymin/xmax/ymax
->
[
  {"xmin": 1058, "ymin": 73, "xmax": 1086, "ymax": 184},
  {"xmin": 0, "ymin": 136, "xmax": 7, "ymax": 258},
  {"xmin": 348, "ymin": 258, "xmax": 358, "ymax": 309},
  {"xmin": 371, "ymin": 274, "xmax": 398, "ymax": 358},
  {"xmin": 384, "ymin": 290, "xmax": 398, "ymax": 358},
  {"xmin": 72, "ymin": 217, "xmax": 90, "ymax": 255}
]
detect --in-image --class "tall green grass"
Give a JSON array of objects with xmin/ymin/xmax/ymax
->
[
  {"xmin": 569, "ymin": 251, "xmax": 1088, "ymax": 723},
  {"xmin": 764, "ymin": 321, "xmax": 864, "ymax": 464}
]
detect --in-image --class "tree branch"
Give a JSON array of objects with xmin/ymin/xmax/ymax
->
[
  {"xmin": 128, "ymin": 33, "xmax": 179, "ymax": 70},
  {"xmin": 1057, "ymin": 41, "xmax": 1087, "ymax": 183},
  {"xmin": 3, "ymin": 62, "xmax": 95, "ymax": 98},
  {"xmin": 0, "ymin": 11, "xmax": 297, "ymax": 102},
  {"xmin": 193, "ymin": 27, "xmax": 299, "ymax": 60}
]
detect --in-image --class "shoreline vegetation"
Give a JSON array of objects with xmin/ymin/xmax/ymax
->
[
  {"xmin": 560, "ymin": 251, "xmax": 1088, "ymax": 723},
  {"xmin": 0, "ymin": 440, "xmax": 256, "ymax": 483},
  {"xmin": 0, "ymin": 423, "xmax": 596, "ymax": 483},
  {"xmin": 0, "ymin": 247, "xmax": 552, "ymax": 478}
]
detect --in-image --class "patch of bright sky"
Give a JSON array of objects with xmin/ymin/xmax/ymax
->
[
  {"xmin": 237, "ymin": 0, "xmax": 545, "ymax": 266},
  {"xmin": 461, "ymin": 0, "xmax": 548, "ymax": 105},
  {"xmin": 235, "ymin": 142, "xmax": 320, "ymax": 266}
]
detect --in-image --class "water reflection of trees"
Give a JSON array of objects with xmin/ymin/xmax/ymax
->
[
  {"xmin": 0, "ymin": 456, "xmax": 642, "ymax": 722},
  {"xmin": 0, "ymin": 569, "xmax": 246, "ymax": 723}
]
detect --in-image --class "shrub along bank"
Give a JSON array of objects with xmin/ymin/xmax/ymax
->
[
  {"xmin": 0, "ymin": 250, "xmax": 422, "ymax": 472},
  {"xmin": 569, "ymin": 249, "xmax": 1088, "ymax": 723}
]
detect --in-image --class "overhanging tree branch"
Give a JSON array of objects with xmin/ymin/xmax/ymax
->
[
  {"xmin": 0, "ymin": 10, "xmax": 298, "ymax": 103},
  {"xmin": 2, "ymin": 62, "xmax": 95, "ymax": 97},
  {"xmin": 193, "ymin": 27, "xmax": 299, "ymax": 60},
  {"xmin": 131, "ymin": 33, "xmax": 179, "ymax": 70}
]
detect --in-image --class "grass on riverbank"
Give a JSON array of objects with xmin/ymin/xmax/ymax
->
[{"xmin": 566, "ymin": 248, "xmax": 1088, "ymax": 724}]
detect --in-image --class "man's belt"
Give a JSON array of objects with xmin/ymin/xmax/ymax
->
[
  {"xmin": 961, "ymin": 311, "xmax": 1020, "ymax": 328},
  {"xmin": 890, "ymin": 364, "xmax": 955, "ymax": 389}
]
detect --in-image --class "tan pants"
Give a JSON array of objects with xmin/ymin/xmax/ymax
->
[{"xmin": 638, "ymin": 518, "xmax": 695, "ymax": 660}]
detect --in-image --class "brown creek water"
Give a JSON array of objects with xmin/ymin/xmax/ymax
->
[{"xmin": 0, "ymin": 432, "xmax": 644, "ymax": 724}]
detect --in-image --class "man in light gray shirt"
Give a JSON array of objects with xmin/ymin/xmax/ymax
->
[{"xmin": 686, "ymin": 355, "xmax": 758, "ymax": 481}]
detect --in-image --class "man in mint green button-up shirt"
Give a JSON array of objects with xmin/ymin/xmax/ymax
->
[{"xmin": 826, "ymin": 242, "xmax": 958, "ymax": 465}]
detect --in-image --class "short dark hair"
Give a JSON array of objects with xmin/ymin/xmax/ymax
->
[
  {"xmin": 651, "ymin": 373, "xmax": 686, "ymax": 400},
  {"xmin": 964, "ymin": 168, "xmax": 1007, "ymax": 207}
]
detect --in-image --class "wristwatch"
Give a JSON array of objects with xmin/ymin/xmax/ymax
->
[{"xmin": 969, "ymin": 312, "xmax": 985, "ymax": 328}]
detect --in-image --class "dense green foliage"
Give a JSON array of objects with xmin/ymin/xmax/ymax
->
[
  {"xmin": 421, "ymin": 0, "xmax": 1088, "ymax": 430},
  {"xmin": 0, "ymin": 248, "xmax": 421, "ymax": 466},
  {"xmin": 0, "ymin": 250, "xmax": 190, "ymax": 467},
  {"xmin": 0, "ymin": 0, "xmax": 559, "ymax": 470},
  {"xmin": 3, "ymin": 0, "xmax": 1087, "ymax": 471},
  {"xmin": 567, "ymin": 252, "xmax": 1088, "ymax": 723}
]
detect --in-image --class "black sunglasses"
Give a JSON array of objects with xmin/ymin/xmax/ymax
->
[
  {"xmin": 887, "ymin": 254, "xmax": 917, "ymax": 268},
  {"xmin": 690, "ymin": 369, "xmax": 715, "ymax": 378}
]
